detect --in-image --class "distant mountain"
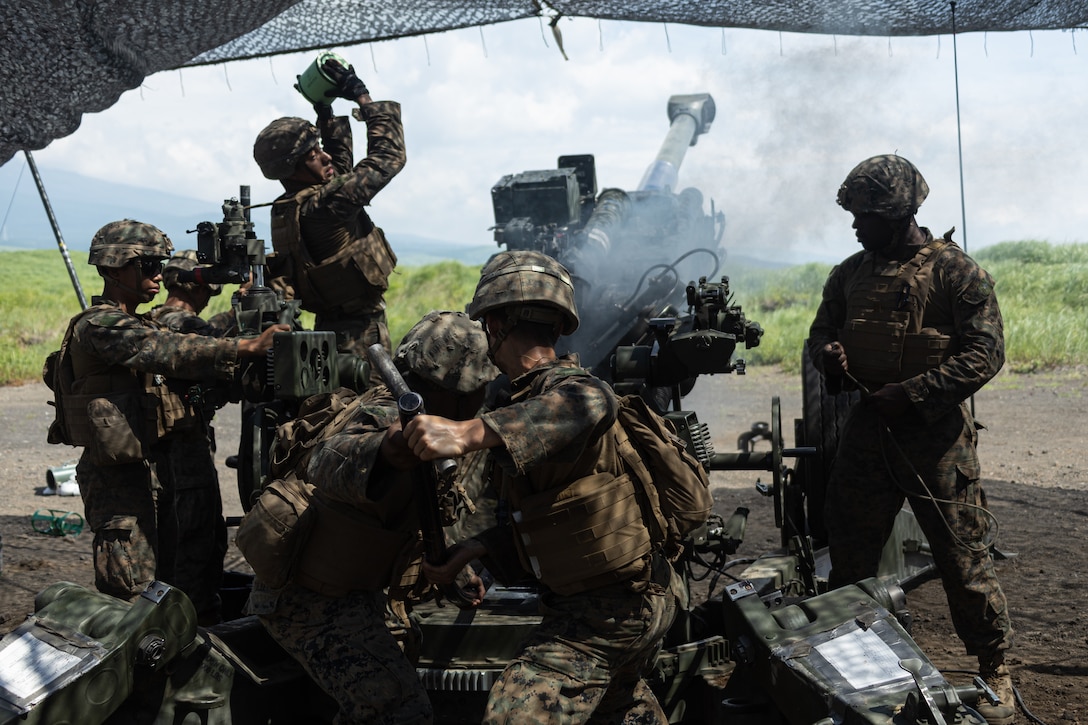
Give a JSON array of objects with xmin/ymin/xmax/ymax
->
[
  {"xmin": 0, "ymin": 166, "xmax": 803, "ymax": 269},
  {"xmin": 0, "ymin": 166, "xmax": 213, "ymax": 251},
  {"xmin": 0, "ymin": 166, "xmax": 495, "ymax": 266},
  {"xmin": 388, "ymin": 233, "xmax": 496, "ymax": 267}
]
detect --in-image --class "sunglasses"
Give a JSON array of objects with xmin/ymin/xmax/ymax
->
[{"xmin": 132, "ymin": 258, "xmax": 165, "ymax": 277}]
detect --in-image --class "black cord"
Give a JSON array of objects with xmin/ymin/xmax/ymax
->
[{"xmin": 843, "ymin": 370, "xmax": 1000, "ymax": 555}]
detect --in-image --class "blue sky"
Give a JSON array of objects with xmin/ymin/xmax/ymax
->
[{"xmin": 1, "ymin": 19, "xmax": 1084, "ymax": 264}]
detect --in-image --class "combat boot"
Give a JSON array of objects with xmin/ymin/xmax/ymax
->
[{"xmin": 975, "ymin": 653, "xmax": 1015, "ymax": 725}]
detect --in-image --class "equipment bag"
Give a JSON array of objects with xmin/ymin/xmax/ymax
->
[
  {"xmin": 613, "ymin": 394, "xmax": 714, "ymax": 559},
  {"xmin": 267, "ymin": 387, "xmax": 363, "ymax": 482},
  {"xmin": 237, "ymin": 386, "xmax": 390, "ymax": 588},
  {"xmin": 235, "ymin": 475, "xmax": 317, "ymax": 589}
]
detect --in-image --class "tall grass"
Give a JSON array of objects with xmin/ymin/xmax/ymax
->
[
  {"xmin": 385, "ymin": 261, "xmax": 483, "ymax": 344},
  {"xmin": 0, "ymin": 251, "xmax": 482, "ymax": 385},
  {"xmin": 2, "ymin": 242, "xmax": 1085, "ymax": 384},
  {"xmin": 728, "ymin": 241, "xmax": 1088, "ymax": 373}
]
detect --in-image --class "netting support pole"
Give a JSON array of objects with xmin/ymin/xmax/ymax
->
[{"xmin": 25, "ymin": 150, "xmax": 86, "ymax": 310}]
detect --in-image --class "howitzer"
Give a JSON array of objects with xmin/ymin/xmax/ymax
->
[
  {"xmin": 490, "ymin": 94, "xmax": 733, "ymax": 384},
  {"xmin": 367, "ymin": 343, "xmax": 478, "ymax": 609}
]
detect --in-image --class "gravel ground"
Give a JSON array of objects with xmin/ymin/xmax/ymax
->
[{"xmin": 2, "ymin": 366, "xmax": 1086, "ymax": 723}]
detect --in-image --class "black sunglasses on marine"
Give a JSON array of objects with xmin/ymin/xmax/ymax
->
[{"xmin": 132, "ymin": 258, "xmax": 165, "ymax": 277}]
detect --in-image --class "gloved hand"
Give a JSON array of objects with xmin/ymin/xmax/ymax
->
[
  {"xmin": 322, "ymin": 59, "xmax": 369, "ymax": 101},
  {"xmin": 313, "ymin": 101, "xmax": 334, "ymax": 122},
  {"xmin": 820, "ymin": 341, "xmax": 848, "ymax": 376}
]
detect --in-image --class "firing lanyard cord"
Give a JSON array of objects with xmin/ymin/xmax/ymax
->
[
  {"xmin": 845, "ymin": 371, "xmax": 999, "ymax": 555},
  {"xmin": 950, "ymin": 1, "xmax": 969, "ymax": 254}
]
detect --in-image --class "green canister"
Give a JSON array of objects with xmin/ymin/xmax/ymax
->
[{"xmin": 296, "ymin": 51, "xmax": 350, "ymax": 105}]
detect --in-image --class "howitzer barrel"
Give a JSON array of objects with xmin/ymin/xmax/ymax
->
[
  {"xmin": 581, "ymin": 188, "xmax": 630, "ymax": 255},
  {"xmin": 638, "ymin": 94, "xmax": 716, "ymax": 192}
]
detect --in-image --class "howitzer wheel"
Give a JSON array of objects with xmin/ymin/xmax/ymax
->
[{"xmin": 797, "ymin": 341, "xmax": 859, "ymax": 547}]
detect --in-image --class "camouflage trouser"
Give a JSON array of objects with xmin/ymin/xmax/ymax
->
[
  {"xmin": 78, "ymin": 430, "xmax": 226, "ymax": 620},
  {"xmin": 824, "ymin": 400, "xmax": 1013, "ymax": 656},
  {"xmin": 260, "ymin": 585, "xmax": 432, "ymax": 725},
  {"xmin": 152, "ymin": 429, "xmax": 228, "ymax": 624},
  {"xmin": 77, "ymin": 455, "xmax": 160, "ymax": 601},
  {"xmin": 316, "ymin": 310, "xmax": 391, "ymax": 388},
  {"xmin": 483, "ymin": 578, "xmax": 677, "ymax": 725}
]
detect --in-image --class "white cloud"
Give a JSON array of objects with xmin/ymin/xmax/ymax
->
[{"xmin": 5, "ymin": 19, "xmax": 1086, "ymax": 263}]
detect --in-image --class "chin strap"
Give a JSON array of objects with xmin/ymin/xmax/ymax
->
[{"xmin": 106, "ymin": 278, "xmax": 146, "ymax": 302}]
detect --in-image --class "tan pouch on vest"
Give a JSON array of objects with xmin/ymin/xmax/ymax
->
[
  {"xmin": 303, "ymin": 228, "xmax": 396, "ymax": 311},
  {"xmin": 293, "ymin": 494, "xmax": 412, "ymax": 597},
  {"xmin": 513, "ymin": 471, "xmax": 652, "ymax": 595},
  {"xmin": 900, "ymin": 331, "xmax": 954, "ymax": 379},
  {"xmin": 72, "ymin": 392, "xmax": 154, "ymax": 466},
  {"xmin": 235, "ymin": 476, "xmax": 317, "ymax": 590},
  {"xmin": 839, "ymin": 315, "xmax": 907, "ymax": 384}
]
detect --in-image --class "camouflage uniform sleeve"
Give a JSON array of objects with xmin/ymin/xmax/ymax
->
[
  {"xmin": 203, "ymin": 309, "xmax": 239, "ymax": 337},
  {"xmin": 77, "ymin": 308, "xmax": 239, "ymax": 379},
  {"xmin": 479, "ymin": 370, "xmax": 619, "ymax": 476},
  {"xmin": 317, "ymin": 115, "xmax": 353, "ymax": 174},
  {"xmin": 305, "ymin": 399, "xmax": 399, "ymax": 506},
  {"xmin": 155, "ymin": 307, "xmax": 230, "ymax": 337},
  {"xmin": 901, "ymin": 251, "xmax": 1005, "ymax": 422},
  {"xmin": 807, "ymin": 261, "xmax": 851, "ymax": 374},
  {"xmin": 314, "ymin": 101, "xmax": 406, "ymax": 220}
]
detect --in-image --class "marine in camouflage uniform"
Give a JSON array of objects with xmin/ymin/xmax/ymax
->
[
  {"xmin": 149, "ymin": 249, "xmax": 240, "ymax": 336},
  {"xmin": 253, "ymin": 58, "xmax": 403, "ymax": 378},
  {"xmin": 251, "ymin": 310, "xmax": 497, "ymax": 725},
  {"xmin": 144, "ymin": 250, "xmax": 244, "ymax": 623},
  {"xmin": 807, "ymin": 155, "xmax": 1014, "ymax": 724},
  {"xmin": 408, "ymin": 252, "xmax": 677, "ymax": 725},
  {"xmin": 47, "ymin": 221, "xmax": 283, "ymax": 623}
]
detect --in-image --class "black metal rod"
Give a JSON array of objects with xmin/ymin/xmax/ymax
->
[{"xmin": 25, "ymin": 150, "xmax": 86, "ymax": 309}]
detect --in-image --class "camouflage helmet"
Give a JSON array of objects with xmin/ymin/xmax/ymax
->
[
  {"xmin": 836, "ymin": 155, "xmax": 929, "ymax": 220},
  {"xmin": 253, "ymin": 117, "xmax": 321, "ymax": 180},
  {"xmin": 162, "ymin": 250, "xmax": 223, "ymax": 295},
  {"xmin": 394, "ymin": 310, "xmax": 499, "ymax": 393},
  {"xmin": 466, "ymin": 251, "xmax": 580, "ymax": 335},
  {"xmin": 88, "ymin": 219, "xmax": 173, "ymax": 268}
]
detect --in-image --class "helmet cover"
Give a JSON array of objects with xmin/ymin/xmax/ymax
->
[
  {"xmin": 837, "ymin": 155, "xmax": 929, "ymax": 220},
  {"xmin": 88, "ymin": 219, "xmax": 173, "ymax": 268},
  {"xmin": 466, "ymin": 250, "xmax": 579, "ymax": 335},
  {"xmin": 394, "ymin": 310, "xmax": 499, "ymax": 393},
  {"xmin": 253, "ymin": 117, "xmax": 322, "ymax": 180}
]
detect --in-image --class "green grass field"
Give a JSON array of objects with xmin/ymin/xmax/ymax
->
[{"xmin": 2, "ymin": 241, "xmax": 1085, "ymax": 385}]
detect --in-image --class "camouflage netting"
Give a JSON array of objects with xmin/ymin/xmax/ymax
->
[{"xmin": 2, "ymin": 0, "xmax": 1086, "ymax": 165}]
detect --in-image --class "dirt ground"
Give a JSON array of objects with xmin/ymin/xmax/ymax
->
[{"xmin": 1, "ymin": 366, "xmax": 1085, "ymax": 723}]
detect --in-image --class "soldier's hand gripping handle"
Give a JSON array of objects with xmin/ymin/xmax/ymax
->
[
  {"xmin": 237, "ymin": 323, "xmax": 290, "ymax": 358},
  {"xmin": 368, "ymin": 344, "xmax": 477, "ymax": 608},
  {"xmin": 821, "ymin": 341, "xmax": 849, "ymax": 376},
  {"xmin": 322, "ymin": 59, "xmax": 370, "ymax": 102},
  {"xmin": 395, "ymin": 392, "xmax": 457, "ymax": 478}
]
